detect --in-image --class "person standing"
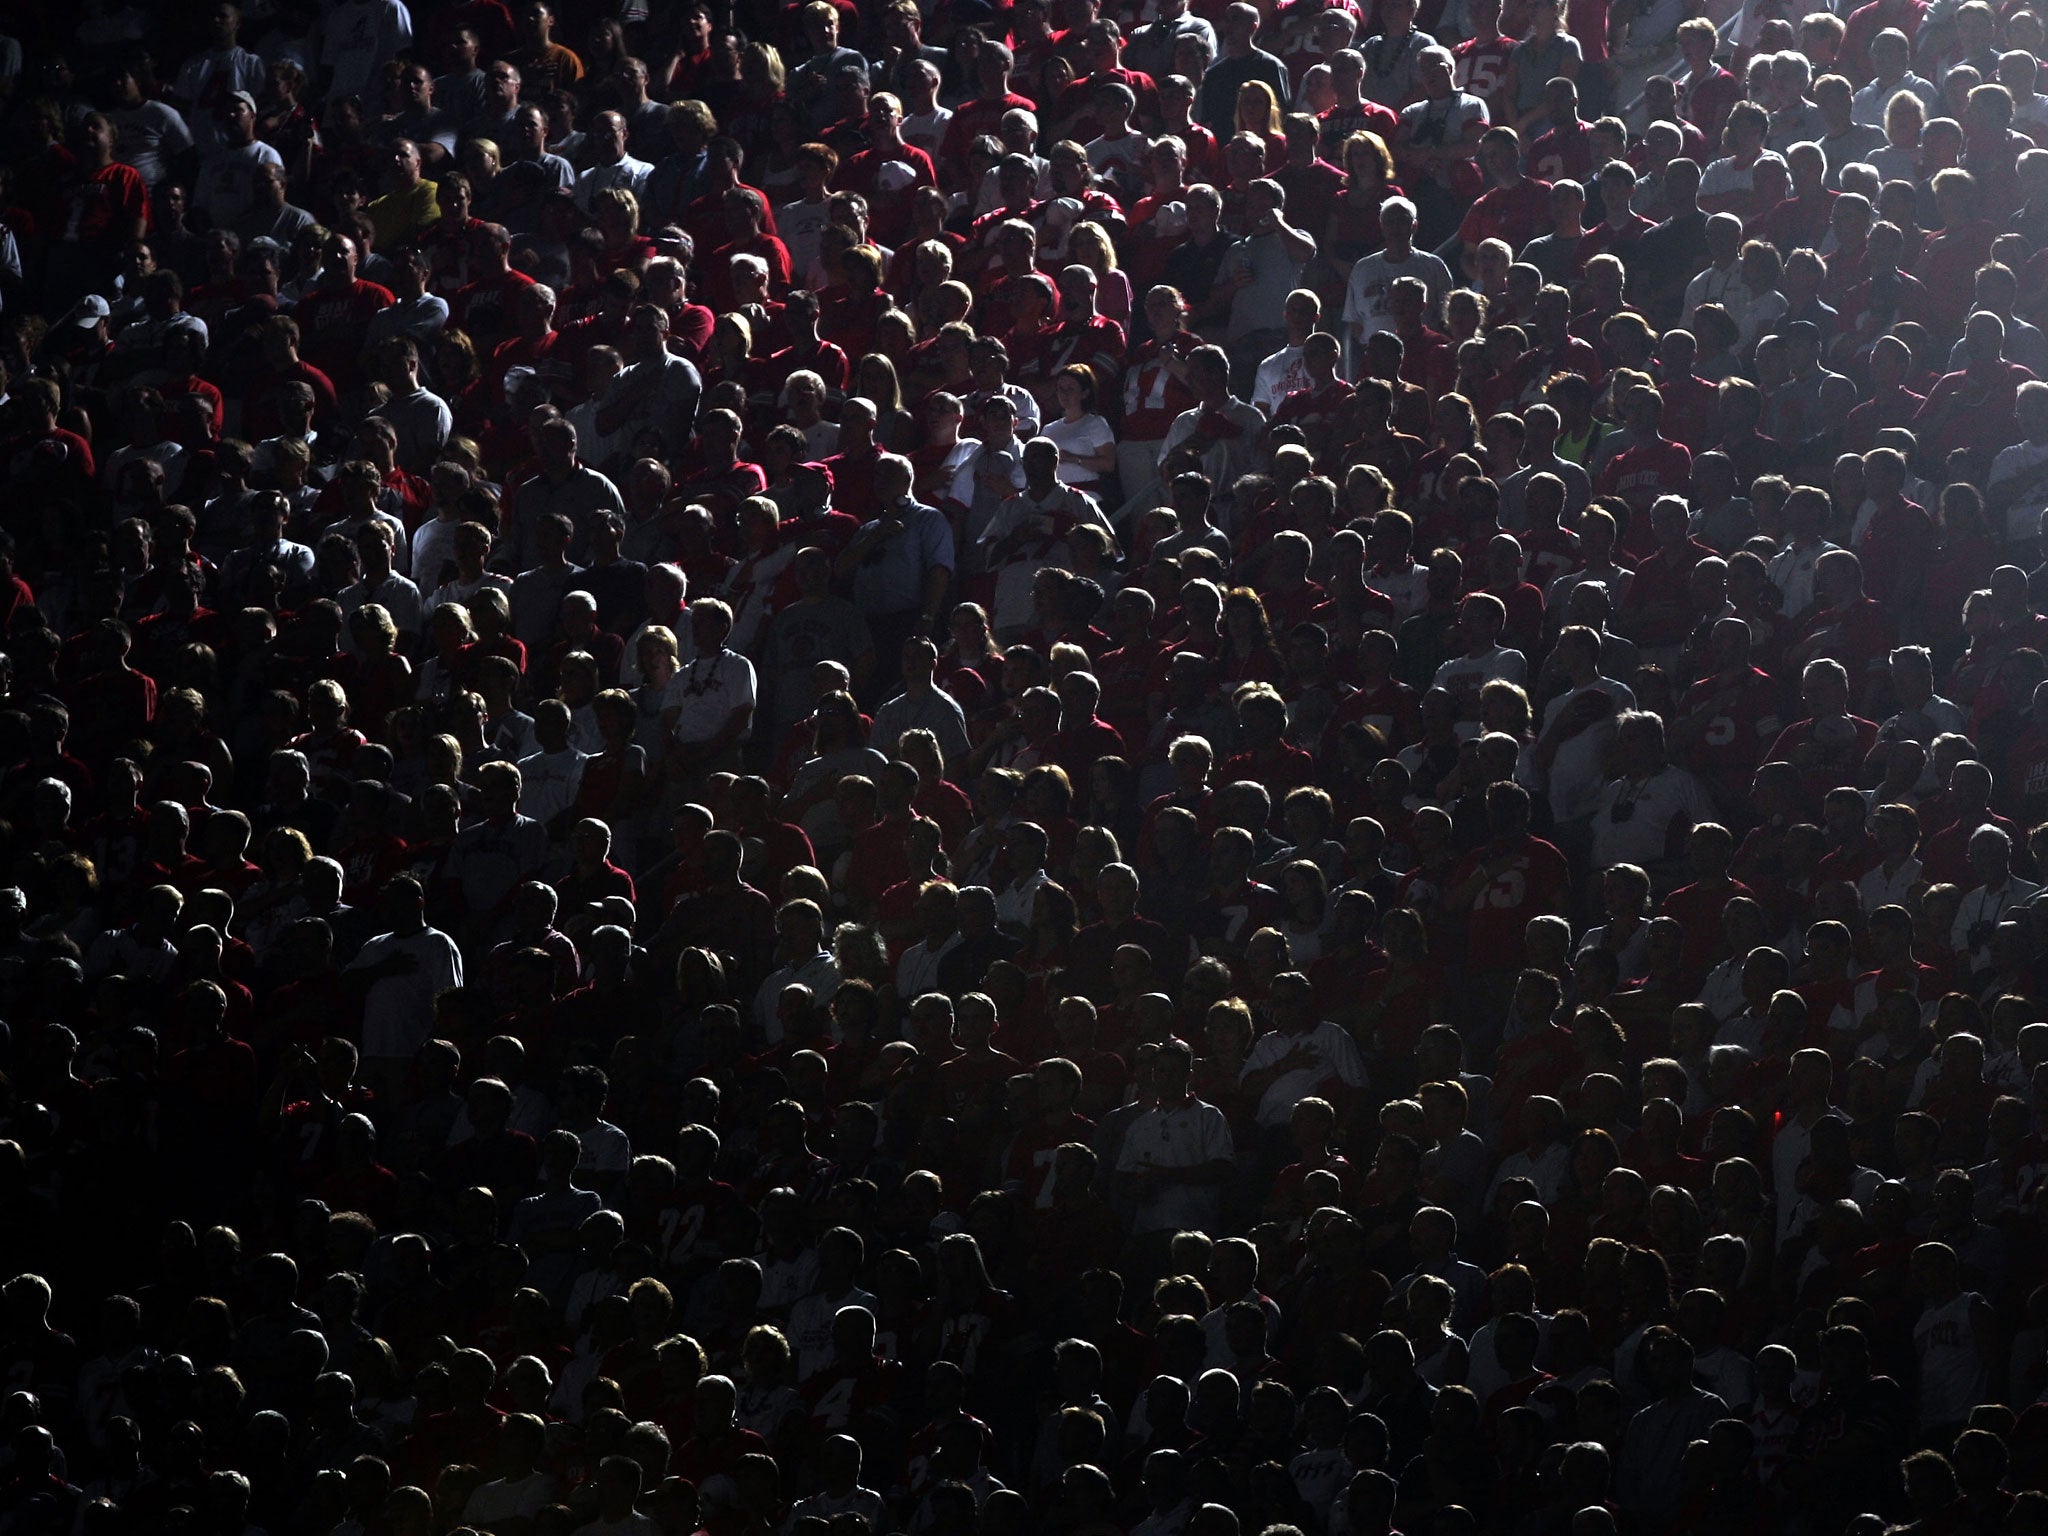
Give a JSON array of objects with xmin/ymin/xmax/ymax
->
[{"xmin": 836, "ymin": 454, "xmax": 954, "ymax": 700}]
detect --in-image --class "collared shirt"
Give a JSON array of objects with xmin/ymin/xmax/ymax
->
[
  {"xmin": 1852, "ymin": 72, "xmax": 1938, "ymax": 126},
  {"xmin": 850, "ymin": 499, "xmax": 955, "ymax": 616},
  {"xmin": 1765, "ymin": 537, "xmax": 1841, "ymax": 620},
  {"xmin": 575, "ymin": 153, "xmax": 654, "ymax": 211},
  {"xmin": 1682, "ymin": 259, "xmax": 1742, "ymax": 326},
  {"xmin": 1117, "ymin": 1096, "xmax": 1234, "ymax": 1232},
  {"xmin": 755, "ymin": 950, "xmax": 842, "ymax": 1041},
  {"xmin": 895, "ymin": 930, "xmax": 962, "ymax": 1003},
  {"xmin": 994, "ymin": 867, "xmax": 1052, "ymax": 930},
  {"xmin": 1953, "ymin": 876, "xmax": 2042, "ymax": 973},
  {"xmin": 870, "ymin": 685, "xmax": 971, "ymax": 760}
]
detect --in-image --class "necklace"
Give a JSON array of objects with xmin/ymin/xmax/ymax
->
[{"xmin": 679, "ymin": 647, "xmax": 727, "ymax": 698}]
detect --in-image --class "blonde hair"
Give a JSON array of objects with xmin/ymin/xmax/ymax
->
[
  {"xmin": 1068, "ymin": 220, "xmax": 1118, "ymax": 272},
  {"xmin": 637, "ymin": 625, "xmax": 679, "ymax": 668},
  {"xmin": 1343, "ymin": 129, "xmax": 1396, "ymax": 183},
  {"xmin": 1235, "ymin": 78, "xmax": 1284, "ymax": 137}
]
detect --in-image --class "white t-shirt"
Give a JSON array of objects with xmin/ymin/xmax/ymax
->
[
  {"xmin": 1041, "ymin": 411, "xmax": 1117, "ymax": 486},
  {"xmin": 322, "ymin": 0, "xmax": 414, "ymax": 101},
  {"xmin": 664, "ymin": 647, "xmax": 757, "ymax": 744},
  {"xmin": 1589, "ymin": 765, "xmax": 1717, "ymax": 874},
  {"xmin": 1342, "ymin": 248, "xmax": 1453, "ymax": 347},
  {"xmin": 1697, "ymin": 153, "xmax": 1758, "ymax": 204},
  {"xmin": 1239, "ymin": 1021, "xmax": 1368, "ymax": 1127},
  {"xmin": 1397, "ymin": 91, "xmax": 1488, "ymax": 156},
  {"xmin": 194, "ymin": 139, "xmax": 285, "ymax": 231},
  {"xmin": 1989, "ymin": 439, "xmax": 2048, "ymax": 542},
  {"xmin": 463, "ymin": 1472, "xmax": 558, "ymax": 1529},
  {"xmin": 1914, "ymin": 1291, "xmax": 1990, "ymax": 1430},
  {"xmin": 113, "ymin": 101, "xmax": 193, "ymax": 188},
  {"xmin": 346, "ymin": 925, "xmax": 464, "ymax": 1059},
  {"xmin": 1252, "ymin": 343, "xmax": 1312, "ymax": 413},
  {"xmin": 903, "ymin": 105, "xmax": 952, "ymax": 158},
  {"xmin": 1433, "ymin": 645, "xmax": 1528, "ymax": 734},
  {"xmin": 1539, "ymin": 677, "xmax": 1636, "ymax": 823},
  {"xmin": 777, "ymin": 195, "xmax": 833, "ymax": 286},
  {"xmin": 515, "ymin": 747, "xmax": 589, "ymax": 827},
  {"xmin": 1085, "ymin": 127, "xmax": 1152, "ymax": 182}
]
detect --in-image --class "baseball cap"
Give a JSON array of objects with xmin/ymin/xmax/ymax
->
[
  {"xmin": 68, "ymin": 295, "xmax": 111, "ymax": 327},
  {"xmin": 223, "ymin": 89, "xmax": 258, "ymax": 114},
  {"xmin": 796, "ymin": 461, "xmax": 835, "ymax": 489}
]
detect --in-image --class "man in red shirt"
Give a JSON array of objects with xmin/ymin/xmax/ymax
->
[
  {"xmin": 293, "ymin": 231, "xmax": 397, "ymax": 391},
  {"xmin": 834, "ymin": 94, "xmax": 937, "ymax": 247},
  {"xmin": 1453, "ymin": 0, "xmax": 1516, "ymax": 112},
  {"xmin": 452, "ymin": 221, "xmax": 538, "ymax": 356},
  {"xmin": 938, "ymin": 40, "xmax": 1040, "ymax": 187},
  {"xmin": 1655, "ymin": 330, "xmax": 1719, "ymax": 451},
  {"xmin": 702, "ymin": 187, "xmax": 793, "ymax": 312},
  {"xmin": 1048, "ymin": 669, "xmax": 1125, "ymax": 793},
  {"xmin": 1913, "ymin": 309, "xmax": 2036, "ymax": 462},
  {"xmin": 1528, "ymin": 78, "xmax": 1596, "ymax": 183},
  {"xmin": 1674, "ymin": 617, "xmax": 1786, "ymax": 810},
  {"xmin": 56, "ymin": 113, "xmax": 148, "ymax": 295},
  {"xmin": 1788, "ymin": 549, "xmax": 1898, "ymax": 713},
  {"xmin": 1766, "ymin": 656, "xmax": 1883, "ymax": 812},
  {"xmin": 1617, "ymin": 495, "xmax": 1713, "ymax": 652},
  {"xmin": 1220, "ymin": 689, "xmax": 1316, "ymax": 817},
  {"xmin": 1914, "ymin": 167, "xmax": 2000, "ymax": 337},
  {"xmin": 1052, "ymin": 19, "xmax": 1161, "ymax": 133},
  {"xmin": 1574, "ymin": 161, "xmax": 1656, "ymax": 269},
  {"xmin": 1443, "ymin": 781, "xmax": 1568, "ymax": 972},
  {"xmin": 1596, "ymin": 387, "xmax": 1692, "ymax": 521},
  {"xmin": 1675, "ymin": 17, "xmax": 1742, "ymax": 141},
  {"xmin": 1661, "ymin": 822, "xmax": 1755, "ymax": 989},
  {"xmin": 1457, "ymin": 127, "xmax": 1553, "ymax": 265}
]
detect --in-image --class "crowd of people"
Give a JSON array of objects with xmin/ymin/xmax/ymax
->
[{"xmin": 17, "ymin": 0, "xmax": 2048, "ymax": 1531}]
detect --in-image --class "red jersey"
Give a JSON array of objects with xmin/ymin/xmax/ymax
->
[
  {"xmin": 1765, "ymin": 714, "xmax": 1882, "ymax": 808},
  {"xmin": 1529, "ymin": 120, "xmax": 1597, "ymax": 182},
  {"xmin": 803, "ymin": 1353, "xmax": 900, "ymax": 1433},
  {"xmin": 834, "ymin": 143, "xmax": 937, "ymax": 245},
  {"xmin": 701, "ymin": 233, "xmax": 792, "ymax": 312},
  {"xmin": 939, "ymin": 93, "xmax": 1045, "ymax": 178},
  {"xmin": 297, "ymin": 278, "xmax": 397, "ymax": 384},
  {"xmin": 1662, "ymin": 876, "xmax": 1755, "ymax": 985},
  {"xmin": 1459, "ymin": 177, "xmax": 1554, "ymax": 249},
  {"xmin": 60, "ymin": 161, "xmax": 148, "ymax": 247},
  {"xmin": 1681, "ymin": 66, "xmax": 1743, "ymax": 141},
  {"xmin": 1453, "ymin": 35, "xmax": 1516, "ymax": 101},
  {"xmin": 1453, "ymin": 833, "xmax": 1569, "ymax": 966},
  {"xmin": 1595, "ymin": 436, "xmax": 1692, "ymax": 511},
  {"xmin": 451, "ymin": 267, "xmax": 537, "ymax": 350},
  {"xmin": 1678, "ymin": 667, "xmax": 1785, "ymax": 798}
]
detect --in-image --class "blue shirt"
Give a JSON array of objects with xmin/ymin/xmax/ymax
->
[{"xmin": 850, "ymin": 499, "xmax": 955, "ymax": 616}]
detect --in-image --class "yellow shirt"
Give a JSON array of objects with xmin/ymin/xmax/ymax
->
[{"xmin": 366, "ymin": 178, "xmax": 441, "ymax": 246}]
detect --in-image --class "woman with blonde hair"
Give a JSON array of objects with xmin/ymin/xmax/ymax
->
[
  {"xmin": 854, "ymin": 351, "xmax": 916, "ymax": 446},
  {"xmin": 1066, "ymin": 221, "xmax": 1131, "ymax": 332},
  {"xmin": 1234, "ymin": 78, "xmax": 1286, "ymax": 167},
  {"xmin": 591, "ymin": 187, "xmax": 652, "ymax": 273},
  {"xmin": 1327, "ymin": 130, "xmax": 1404, "ymax": 267},
  {"xmin": 1868, "ymin": 87, "xmax": 1925, "ymax": 185}
]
